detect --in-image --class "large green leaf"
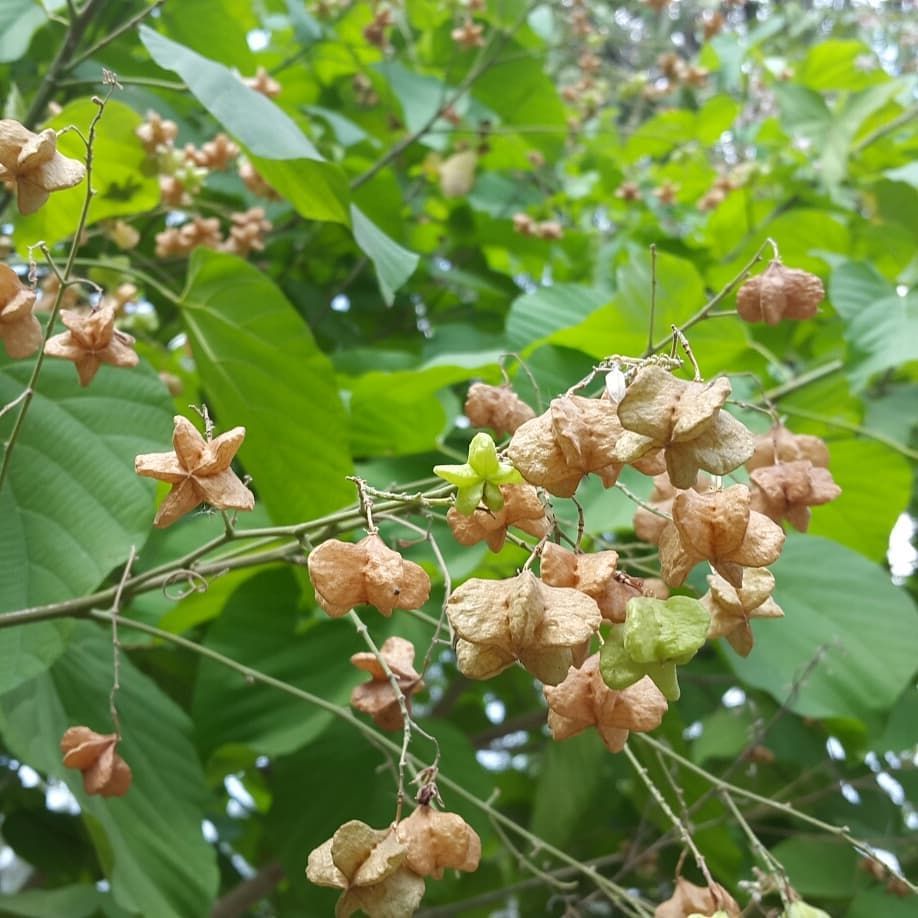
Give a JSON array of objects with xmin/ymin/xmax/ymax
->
[
  {"xmin": 192, "ymin": 568, "xmax": 359, "ymax": 758},
  {"xmin": 0, "ymin": 623, "xmax": 219, "ymax": 918},
  {"xmin": 0, "ymin": 885, "xmax": 130, "ymax": 917},
  {"xmin": 505, "ymin": 284, "xmax": 608, "ymax": 353},
  {"xmin": 769, "ymin": 837, "xmax": 858, "ymax": 899},
  {"xmin": 160, "ymin": 0, "xmax": 257, "ymax": 68},
  {"xmin": 14, "ymin": 100, "xmax": 160, "ymax": 247},
  {"xmin": 179, "ymin": 248, "xmax": 353, "ymax": 522},
  {"xmin": 350, "ymin": 204, "xmax": 420, "ymax": 306},
  {"xmin": 0, "ymin": 0, "xmax": 61, "ymax": 63},
  {"xmin": 0, "ymin": 357, "xmax": 172, "ymax": 613},
  {"xmin": 727, "ymin": 534, "xmax": 918, "ymax": 721}
]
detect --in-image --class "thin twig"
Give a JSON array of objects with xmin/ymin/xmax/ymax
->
[
  {"xmin": 108, "ymin": 545, "xmax": 137, "ymax": 739},
  {"xmin": 67, "ymin": 0, "xmax": 166, "ymax": 71}
]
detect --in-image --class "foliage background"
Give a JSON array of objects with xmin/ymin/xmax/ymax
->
[{"xmin": 0, "ymin": 0, "xmax": 916, "ymax": 915}]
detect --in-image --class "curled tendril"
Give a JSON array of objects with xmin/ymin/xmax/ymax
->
[{"xmin": 162, "ymin": 569, "xmax": 209, "ymax": 601}]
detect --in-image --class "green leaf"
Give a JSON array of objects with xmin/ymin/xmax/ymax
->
[
  {"xmin": 0, "ymin": 623, "xmax": 219, "ymax": 918},
  {"xmin": 829, "ymin": 261, "xmax": 893, "ymax": 321},
  {"xmin": 0, "ymin": 884, "xmax": 130, "ymax": 918},
  {"xmin": 0, "ymin": 357, "xmax": 172, "ymax": 612},
  {"xmin": 14, "ymin": 100, "xmax": 160, "ymax": 247},
  {"xmin": 505, "ymin": 284, "xmax": 608, "ymax": 353},
  {"xmin": 179, "ymin": 248, "xmax": 353, "ymax": 522},
  {"xmin": 0, "ymin": 0, "xmax": 60, "ymax": 63},
  {"xmin": 0, "ymin": 621, "xmax": 70, "ymax": 696},
  {"xmin": 350, "ymin": 204, "xmax": 420, "ymax": 306},
  {"xmin": 160, "ymin": 0, "xmax": 258, "ymax": 68},
  {"xmin": 769, "ymin": 837, "xmax": 858, "ymax": 898},
  {"xmin": 192, "ymin": 568, "xmax": 359, "ymax": 758},
  {"xmin": 728, "ymin": 534, "xmax": 918, "ymax": 721},
  {"xmin": 844, "ymin": 291, "xmax": 918, "ymax": 389},
  {"xmin": 797, "ymin": 40, "xmax": 885, "ymax": 91}
]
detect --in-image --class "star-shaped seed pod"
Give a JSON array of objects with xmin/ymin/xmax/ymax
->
[
  {"xmin": 60, "ymin": 726, "xmax": 132, "ymax": 797},
  {"xmin": 613, "ymin": 366, "xmax": 754, "ymax": 490},
  {"xmin": 44, "ymin": 305, "xmax": 139, "ymax": 386},
  {"xmin": 134, "ymin": 416, "xmax": 255, "ymax": 528},
  {"xmin": 350, "ymin": 636, "xmax": 424, "ymax": 731},
  {"xmin": 308, "ymin": 534, "xmax": 431, "ymax": 618},
  {"xmin": 736, "ymin": 259, "xmax": 824, "ymax": 325},
  {"xmin": 446, "ymin": 483, "xmax": 550, "ymax": 552},
  {"xmin": 633, "ymin": 473, "xmax": 712, "ymax": 546},
  {"xmin": 655, "ymin": 877, "xmax": 740, "ymax": 917},
  {"xmin": 658, "ymin": 485, "xmax": 785, "ymax": 588},
  {"xmin": 540, "ymin": 543, "xmax": 644, "ymax": 624},
  {"xmin": 746, "ymin": 423, "xmax": 829, "ymax": 471},
  {"xmin": 0, "ymin": 120, "xmax": 86, "ymax": 214},
  {"xmin": 434, "ymin": 432, "xmax": 524, "ymax": 514},
  {"xmin": 701, "ymin": 568, "xmax": 784, "ymax": 657},
  {"xmin": 396, "ymin": 805, "xmax": 481, "ymax": 879},
  {"xmin": 446, "ymin": 571, "xmax": 602, "ymax": 685},
  {"xmin": 544, "ymin": 654, "xmax": 668, "ymax": 752},
  {"xmin": 508, "ymin": 395, "xmax": 663, "ymax": 498},
  {"xmin": 306, "ymin": 820, "xmax": 425, "ymax": 918},
  {"xmin": 464, "ymin": 382, "xmax": 536, "ymax": 437},
  {"xmin": 600, "ymin": 596, "xmax": 710, "ymax": 701},
  {"xmin": 0, "ymin": 264, "xmax": 41, "ymax": 359},
  {"xmin": 749, "ymin": 460, "xmax": 841, "ymax": 532}
]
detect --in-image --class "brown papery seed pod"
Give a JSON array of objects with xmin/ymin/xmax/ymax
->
[
  {"xmin": 464, "ymin": 382, "xmax": 535, "ymax": 437},
  {"xmin": 60, "ymin": 726, "xmax": 132, "ymax": 797},
  {"xmin": 736, "ymin": 260, "xmax": 824, "ymax": 325},
  {"xmin": 397, "ymin": 806, "xmax": 481, "ymax": 879}
]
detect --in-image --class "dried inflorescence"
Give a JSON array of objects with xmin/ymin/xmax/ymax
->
[
  {"xmin": 0, "ymin": 120, "xmax": 86, "ymax": 214},
  {"xmin": 446, "ymin": 571, "xmax": 602, "ymax": 685},
  {"xmin": 452, "ymin": 18, "xmax": 485, "ymax": 48},
  {"xmin": 136, "ymin": 110, "xmax": 178, "ymax": 154},
  {"xmin": 244, "ymin": 66, "xmax": 282, "ymax": 98},
  {"xmin": 60, "ymin": 726, "xmax": 132, "ymax": 797},
  {"xmin": 350, "ymin": 636, "xmax": 423, "ymax": 731},
  {"xmin": 747, "ymin": 423, "xmax": 829, "ymax": 471},
  {"xmin": 446, "ymin": 483, "xmax": 550, "ymax": 552},
  {"xmin": 238, "ymin": 158, "xmax": 278, "ymax": 198},
  {"xmin": 655, "ymin": 877, "xmax": 741, "ymax": 917},
  {"xmin": 508, "ymin": 395, "xmax": 662, "ymax": 497},
  {"xmin": 613, "ymin": 366, "xmax": 754, "ymax": 489},
  {"xmin": 0, "ymin": 263, "xmax": 41, "ymax": 359},
  {"xmin": 396, "ymin": 805, "xmax": 481, "ymax": 879},
  {"xmin": 464, "ymin": 382, "xmax": 535, "ymax": 437},
  {"xmin": 702, "ymin": 567, "xmax": 784, "ymax": 657},
  {"xmin": 749, "ymin": 460, "xmax": 841, "ymax": 531},
  {"xmin": 540, "ymin": 543, "xmax": 644, "ymax": 624},
  {"xmin": 306, "ymin": 820, "xmax": 425, "ymax": 918},
  {"xmin": 222, "ymin": 207, "xmax": 273, "ymax": 257},
  {"xmin": 544, "ymin": 654, "xmax": 668, "ymax": 752},
  {"xmin": 308, "ymin": 534, "xmax": 431, "ymax": 618},
  {"xmin": 184, "ymin": 133, "xmax": 239, "ymax": 170},
  {"xmin": 736, "ymin": 260, "xmax": 824, "ymax": 325},
  {"xmin": 633, "ymin": 473, "xmax": 711, "ymax": 546},
  {"xmin": 658, "ymin": 485, "xmax": 785, "ymax": 588},
  {"xmin": 44, "ymin": 304, "xmax": 139, "ymax": 386},
  {"xmin": 134, "ymin": 416, "xmax": 255, "ymax": 527}
]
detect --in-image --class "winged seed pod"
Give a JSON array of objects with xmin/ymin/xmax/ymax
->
[
  {"xmin": 306, "ymin": 820, "xmax": 425, "ymax": 918},
  {"xmin": 308, "ymin": 534, "xmax": 431, "ymax": 618},
  {"xmin": 749, "ymin": 460, "xmax": 841, "ymax": 532},
  {"xmin": 613, "ymin": 366, "xmax": 754, "ymax": 489},
  {"xmin": 508, "ymin": 395, "xmax": 663, "ymax": 497},
  {"xmin": 746, "ymin": 423, "xmax": 829, "ymax": 471},
  {"xmin": 540, "ymin": 542, "xmax": 644, "ymax": 623},
  {"xmin": 396, "ymin": 805, "xmax": 481, "ymax": 879},
  {"xmin": 633, "ymin": 473, "xmax": 712, "ymax": 546},
  {"xmin": 655, "ymin": 877, "xmax": 741, "ymax": 917},
  {"xmin": 60, "ymin": 726, "xmax": 132, "ymax": 797},
  {"xmin": 464, "ymin": 382, "xmax": 536, "ymax": 437},
  {"xmin": 658, "ymin": 485, "xmax": 785, "ymax": 588},
  {"xmin": 0, "ymin": 264, "xmax": 41, "ymax": 359},
  {"xmin": 350, "ymin": 636, "xmax": 423, "ymax": 731},
  {"xmin": 736, "ymin": 260, "xmax": 824, "ymax": 325},
  {"xmin": 446, "ymin": 483, "xmax": 549, "ymax": 552},
  {"xmin": 544, "ymin": 654, "xmax": 668, "ymax": 752},
  {"xmin": 701, "ymin": 568, "xmax": 784, "ymax": 657},
  {"xmin": 446, "ymin": 571, "xmax": 602, "ymax": 685}
]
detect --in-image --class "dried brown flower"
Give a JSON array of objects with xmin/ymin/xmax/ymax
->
[
  {"xmin": 306, "ymin": 820, "xmax": 425, "ymax": 918},
  {"xmin": 155, "ymin": 217, "xmax": 223, "ymax": 259},
  {"xmin": 0, "ymin": 120, "xmax": 86, "ymax": 214},
  {"xmin": 244, "ymin": 66, "xmax": 281, "ymax": 99},
  {"xmin": 633, "ymin": 473, "xmax": 712, "ymax": 546},
  {"xmin": 509, "ymin": 395, "xmax": 661, "ymax": 497},
  {"xmin": 658, "ymin": 485, "xmax": 785, "ymax": 588},
  {"xmin": 44, "ymin": 304, "xmax": 139, "ymax": 386},
  {"xmin": 613, "ymin": 366, "xmax": 754, "ymax": 489},
  {"xmin": 134, "ymin": 416, "xmax": 255, "ymax": 527},
  {"xmin": 655, "ymin": 877, "xmax": 740, "ymax": 917},
  {"xmin": 135, "ymin": 110, "xmax": 178, "ymax": 154},
  {"xmin": 185, "ymin": 133, "xmax": 240, "ymax": 170},
  {"xmin": 452, "ymin": 18, "xmax": 485, "ymax": 48},
  {"xmin": 350, "ymin": 636, "xmax": 423, "ymax": 731},
  {"xmin": 308, "ymin": 534, "xmax": 431, "ymax": 618},
  {"xmin": 0, "ymin": 264, "xmax": 41, "ymax": 359},
  {"xmin": 60, "ymin": 726, "xmax": 132, "ymax": 797},
  {"xmin": 615, "ymin": 181, "xmax": 641, "ymax": 201},
  {"xmin": 736, "ymin": 260, "xmax": 824, "ymax": 325},
  {"xmin": 701, "ymin": 567, "xmax": 784, "ymax": 656},
  {"xmin": 464, "ymin": 382, "xmax": 536, "ymax": 437},
  {"xmin": 540, "ymin": 543, "xmax": 644, "ymax": 624},
  {"xmin": 446, "ymin": 483, "xmax": 549, "ymax": 552},
  {"xmin": 545, "ymin": 654, "xmax": 668, "ymax": 752},
  {"xmin": 749, "ymin": 460, "xmax": 841, "ymax": 532},
  {"xmin": 397, "ymin": 806, "xmax": 481, "ymax": 879},
  {"xmin": 746, "ymin": 424, "xmax": 829, "ymax": 471},
  {"xmin": 446, "ymin": 571, "xmax": 602, "ymax": 684},
  {"xmin": 222, "ymin": 207, "xmax": 272, "ymax": 257}
]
